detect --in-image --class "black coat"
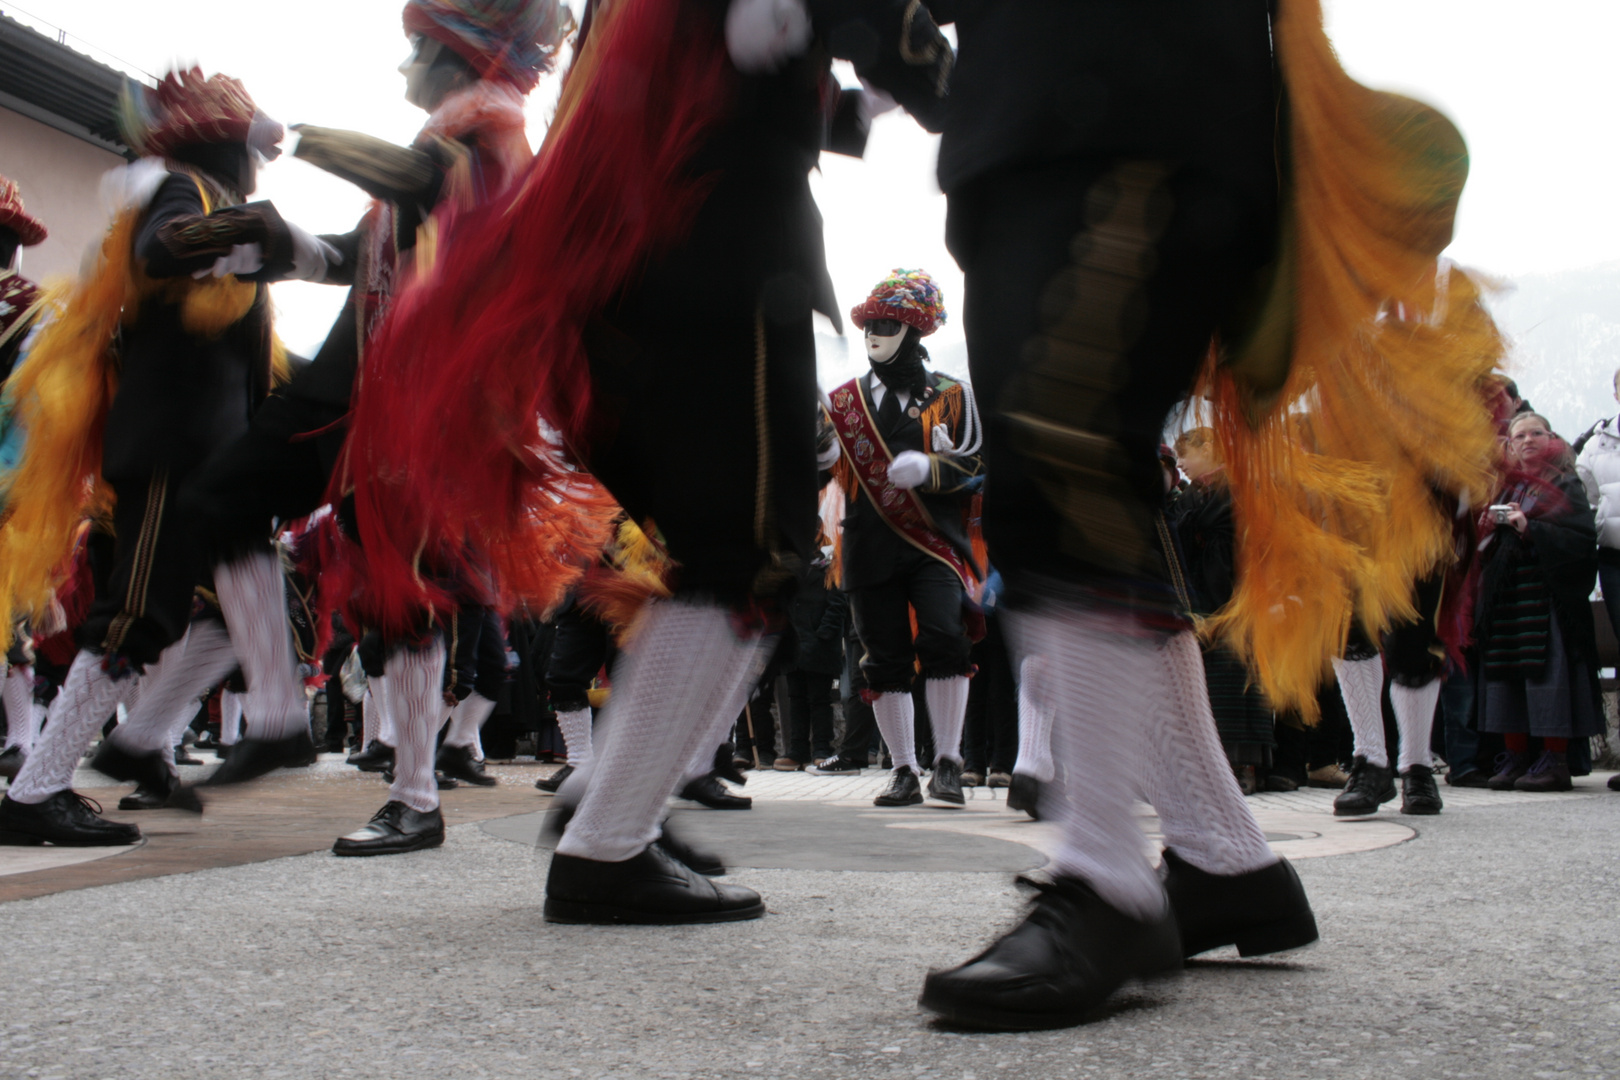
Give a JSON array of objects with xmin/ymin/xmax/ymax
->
[
  {"xmin": 789, "ymin": 563, "xmax": 848, "ymax": 674},
  {"xmin": 1171, "ymin": 479, "xmax": 1235, "ymax": 616},
  {"xmin": 102, "ymin": 172, "xmax": 273, "ymax": 482}
]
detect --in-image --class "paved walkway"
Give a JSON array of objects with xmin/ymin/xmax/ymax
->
[{"xmin": 1, "ymin": 757, "xmax": 1617, "ymax": 1079}]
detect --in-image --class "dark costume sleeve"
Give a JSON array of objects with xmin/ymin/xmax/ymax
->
[
  {"xmin": 813, "ymin": 0, "xmax": 953, "ymax": 132},
  {"xmin": 292, "ymin": 126, "xmax": 448, "ymax": 209},
  {"xmin": 139, "ymin": 172, "xmax": 300, "ymax": 282}
]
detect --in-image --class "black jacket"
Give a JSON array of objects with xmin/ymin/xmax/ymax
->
[
  {"xmin": 789, "ymin": 561, "xmax": 849, "ymax": 674},
  {"xmin": 102, "ymin": 172, "xmax": 274, "ymax": 481}
]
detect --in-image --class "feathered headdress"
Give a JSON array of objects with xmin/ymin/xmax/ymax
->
[
  {"xmin": 0, "ymin": 176, "xmax": 46, "ymax": 247},
  {"xmin": 851, "ymin": 268, "xmax": 947, "ymax": 337},
  {"xmin": 403, "ymin": 0, "xmax": 574, "ymax": 93},
  {"xmin": 117, "ymin": 68, "xmax": 282, "ymax": 160}
]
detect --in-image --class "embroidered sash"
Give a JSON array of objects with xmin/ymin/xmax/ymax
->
[{"xmin": 829, "ymin": 377, "xmax": 976, "ymax": 592}]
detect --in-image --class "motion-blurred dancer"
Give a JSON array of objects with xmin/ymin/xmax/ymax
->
[{"xmin": 919, "ymin": 0, "xmax": 1502, "ymax": 1029}]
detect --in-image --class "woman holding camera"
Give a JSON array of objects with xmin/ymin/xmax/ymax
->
[{"xmin": 1475, "ymin": 413, "xmax": 1602, "ymax": 792}]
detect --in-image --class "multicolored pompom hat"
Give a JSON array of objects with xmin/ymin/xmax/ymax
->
[
  {"xmin": 403, "ymin": 0, "xmax": 573, "ymax": 93},
  {"xmin": 850, "ymin": 268, "xmax": 947, "ymax": 337}
]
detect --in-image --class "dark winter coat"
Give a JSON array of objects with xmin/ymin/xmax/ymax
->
[{"xmin": 789, "ymin": 563, "xmax": 848, "ymax": 675}]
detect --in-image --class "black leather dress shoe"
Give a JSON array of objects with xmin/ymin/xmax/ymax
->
[
  {"xmin": 331, "ymin": 801, "xmax": 445, "ymax": 856},
  {"xmin": 205, "ymin": 731, "xmax": 318, "ymax": 787},
  {"xmin": 437, "ymin": 744, "xmax": 498, "ymax": 786},
  {"xmin": 927, "ymin": 758, "xmax": 965, "ymax": 805},
  {"xmin": 810, "ymin": 753, "xmax": 863, "ymax": 775},
  {"xmin": 919, "ymin": 876, "xmax": 1182, "ymax": 1030},
  {"xmin": 0, "ymin": 746, "xmax": 23, "ymax": 781},
  {"xmin": 1332, "ymin": 755, "xmax": 1396, "ymax": 816},
  {"xmin": 656, "ymin": 818, "xmax": 726, "ymax": 876},
  {"xmin": 0, "ymin": 791, "xmax": 142, "ymax": 846},
  {"xmin": 90, "ymin": 742, "xmax": 201, "ymax": 813},
  {"xmin": 1161, "ymin": 848, "xmax": 1319, "ymax": 958},
  {"xmin": 678, "ymin": 774, "xmax": 752, "ymax": 810},
  {"xmin": 346, "ymin": 740, "xmax": 395, "ymax": 772},
  {"xmin": 543, "ymin": 843, "xmax": 763, "ymax": 924},
  {"xmin": 873, "ymin": 766, "xmax": 923, "ymax": 807},
  {"xmin": 535, "ymin": 762, "xmax": 574, "ymax": 793},
  {"xmin": 1399, "ymin": 764, "xmax": 1443, "ymax": 814},
  {"xmin": 173, "ymin": 746, "xmax": 205, "ymax": 767},
  {"xmin": 1006, "ymin": 773, "xmax": 1042, "ymax": 819}
]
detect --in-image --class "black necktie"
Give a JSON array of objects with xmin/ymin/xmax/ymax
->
[{"xmin": 876, "ymin": 384, "xmax": 901, "ymax": 434}]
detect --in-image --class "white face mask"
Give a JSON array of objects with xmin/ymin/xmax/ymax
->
[
  {"xmin": 865, "ymin": 326, "xmax": 905, "ymax": 365},
  {"xmin": 399, "ymin": 34, "xmax": 444, "ymax": 110}
]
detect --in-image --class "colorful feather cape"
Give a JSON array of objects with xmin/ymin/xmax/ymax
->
[
  {"xmin": 334, "ymin": 0, "xmax": 735, "ymax": 639},
  {"xmin": 1194, "ymin": 0, "xmax": 1506, "ymax": 718}
]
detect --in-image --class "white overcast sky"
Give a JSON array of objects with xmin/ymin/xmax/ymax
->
[{"xmin": 11, "ymin": 0, "xmax": 1620, "ymax": 385}]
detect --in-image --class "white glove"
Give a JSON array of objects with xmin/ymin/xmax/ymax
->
[
  {"xmin": 930, "ymin": 423, "xmax": 956, "ymax": 453},
  {"xmin": 887, "ymin": 450, "xmax": 931, "ymax": 490},
  {"xmin": 194, "ymin": 243, "xmax": 263, "ymax": 279},
  {"xmin": 816, "ymin": 440, "xmax": 842, "ymax": 469},
  {"xmin": 289, "ymin": 221, "xmax": 342, "ymax": 282},
  {"xmin": 724, "ymin": 0, "xmax": 812, "ymax": 74}
]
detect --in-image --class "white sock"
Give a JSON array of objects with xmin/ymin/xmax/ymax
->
[
  {"xmin": 360, "ymin": 688, "xmax": 379, "ymax": 748},
  {"xmin": 444, "ymin": 692, "xmax": 496, "ymax": 757},
  {"xmin": 106, "ymin": 621, "xmax": 236, "ymax": 755},
  {"xmin": 1332, "ymin": 655, "xmax": 1388, "ymax": 768},
  {"xmin": 1012, "ymin": 655, "xmax": 1055, "ymax": 782},
  {"xmin": 925, "ymin": 675, "xmax": 970, "ymax": 766},
  {"xmin": 557, "ymin": 599, "xmax": 771, "ymax": 863},
  {"xmin": 384, "ymin": 640, "xmax": 451, "ymax": 814},
  {"xmin": 375, "ymin": 678, "xmax": 398, "ymax": 747},
  {"xmin": 555, "ymin": 707, "xmax": 594, "ymax": 769},
  {"xmin": 872, "ymin": 691, "xmax": 919, "ymax": 772},
  {"xmin": 216, "ymin": 551, "xmax": 309, "ymax": 741},
  {"xmin": 1143, "ymin": 632, "xmax": 1277, "ymax": 876},
  {"xmin": 1007, "ymin": 605, "xmax": 1166, "ymax": 921},
  {"xmin": 1391, "ymin": 679, "xmax": 1441, "ymax": 774},
  {"xmin": 220, "ymin": 689, "xmax": 243, "ymax": 745},
  {"xmin": 8, "ymin": 651, "xmax": 128, "ymax": 803},
  {"xmin": 3, "ymin": 665, "xmax": 38, "ymax": 755}
]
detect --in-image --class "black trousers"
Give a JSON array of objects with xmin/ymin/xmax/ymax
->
[
  {"xmin": 79, "ymin": 471, "xmax": 201, "ymax": 669},
  {"xmin": 947, "ymin": 152, "xmax": 1277, "ymax": 604},
  {"xmin": 782, "ymin": 667, "xmax": 837, "ymax": 763},
  {"xmin": 962, "ymin": 614, "xmax": 1017, "ymax": 774},
  {"xmin": 848, "ymin": 548, "xmax": 973, "ymax": 694},
  {"xmin": 545, "ymin": 600, "xmax": 613, "ymax": 714},
  {"xmin": 448, "ymin": 605, "xmax": 507, "ymax": 702}
]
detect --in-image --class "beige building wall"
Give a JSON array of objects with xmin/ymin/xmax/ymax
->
[{"xmin": 0, "ymin": 106, "xmax": 123, "ymax": 283}]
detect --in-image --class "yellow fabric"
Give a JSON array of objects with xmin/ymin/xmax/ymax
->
[
  {"xmin": 0, "ymin": 215, "xmax": 133, "ymax": 650},
  {"xmin": 1194, "ymin": 0, "xmax": 1505, "ymax": 718}
]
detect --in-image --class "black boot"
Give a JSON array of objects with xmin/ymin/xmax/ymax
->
[
  {"xmin": 0, "ymin": 791, "xmax": 142, "ymax": 846},
  {"xmin": 678, "ymin": 774, "xmax": 752, "ymax": 810},
  {"xmin": 332, "ymin": 801, "xmax": 445, "ymax": 856},
  {"xmin": 873, "ymin": 766, "xmax": 922, "ymax": 807},
  {"xmin": 1006, "ymin": 773, "xmax": 1042, "ymax": 820},
  {"xmin": 346, "ymin": 739, "xmax": 395, "ymax": 773},
  {"xmin": 543, "ymin": 843, "xmax": 763, "ymax": 924},
  {"xmin": 926, "ymin": 757, "xmax": 965, "ymax": 806},
  {"xmin": 204, "ymin": 731, "xmax": 318, "ymax": 787},
  {"xmin": 1332, "ymin": 755, "xmax": 1396, "ymax": 816},
  {"xmin": 713, "ymin": 742, "xmax": 748, "ymax": 786},
  {"xmin": 90, "ymin": 741, "xmax": 200, "ymax": 813},
  {"xmin": 919, "ymin": 876, "xmax": 1182, "ymax": 1030},
  {"xmin": 535, "ymin": 762, "xmax": 574, "ymax": 793},
  {"xmin": 1161, "ymin": 848, "xmax": 1319, "ymax": 958},
  {"xmin": 437, "ymin": 743, "xmax": 498, "ymax": 787},
  {"xmin": 1399, "ymin": 764, "xmax": 1444, "ymax": 814}
]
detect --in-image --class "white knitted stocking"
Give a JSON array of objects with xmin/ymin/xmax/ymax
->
[
  {"xmin": 384, "ymin": 640, "xmax": 452, "ymax": 813},
  {"xmin": 1007, "ymin": 604, "xmax": 1165, "ymax": 920},
  {"xmin": 106, "ymin": 621, "xmax": 236, "ymax": 754},
  {"xmin": 220, "ymin": 689, "xmax": 243, "ymax": 746},
  {"xmin": 554, "ymin": 707, "xmax": 594, "ymax": 768},
  {"xmin": 444, "ymin": 691, "xmax": 496, "ymax": 756},
  {"xmin": 3, "ymin": 665, "xmax": 38, "ymax": 754},
  {"xmin": 925, "ymin": 674, "xmax": 970, "ymax": 766},
  {"xmin": 1332, "ymin": 656, "xmax": 1388, "ymax": 768},
  {"xmin": 8, "ymin": 651, "xmax": 128, "ymax": 803},
  {"xmin": 1012, "ymin": 655, "xmax": 1055, "ymax": 781},
  {"xmin": 1391, "ymin": 679, "xmax": 1441, "ymax": 773},
  {"xmin": 556, "ymin": 599, "xmax": 770, "ymax": 863},
  {"xmin": 1142, "ymin": 632, "xmax": 1276, "ymax": 876},
  {"xmin": 872, "ymin": 691, "xmax": 918, "ymax": 771},
  {"xmin": 216, "ymin": 551, "xmax": 308, "ymax": 741}
]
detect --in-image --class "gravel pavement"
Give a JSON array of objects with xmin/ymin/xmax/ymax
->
[{"xmin": 1, "ymin": 783, "xmax": 1616, "ymax": 1080}]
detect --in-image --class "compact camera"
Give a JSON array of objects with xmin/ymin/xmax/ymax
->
[{"xmin": 1488, "ymin": 504, "xmax": 1514, "ymax": 524}]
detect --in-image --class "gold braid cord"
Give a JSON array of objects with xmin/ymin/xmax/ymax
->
[{"xmin": 1195, "ymin": 0, "xmax": 1505, "ymax": 718}]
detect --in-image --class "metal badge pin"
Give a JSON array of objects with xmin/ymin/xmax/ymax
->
[{"xmin": 907, "ymin": 406, "xmax": 920, "ymax": 418}]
